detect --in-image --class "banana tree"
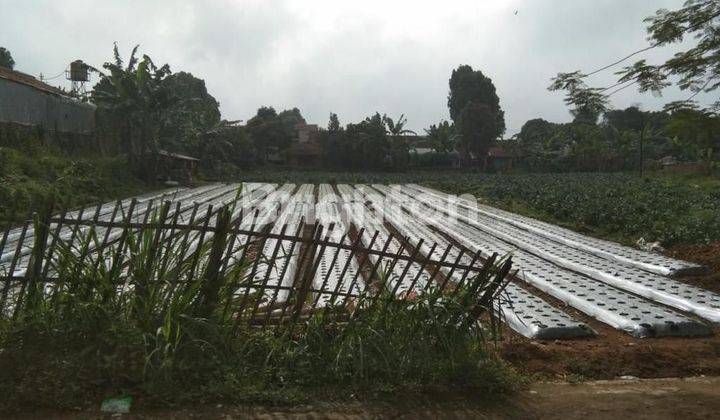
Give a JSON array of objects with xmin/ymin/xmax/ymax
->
[
  {"xmin": 91, "ymin": 44, "xmax": 172, "ymax": 177},
  {"xmin": 383, "ymin": 114, "xmax": 416, "ymax": 170}
]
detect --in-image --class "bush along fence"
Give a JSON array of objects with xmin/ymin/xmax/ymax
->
[{"xmin": 0, "ymin": 198, "xmax": 514, "ymax": 333}]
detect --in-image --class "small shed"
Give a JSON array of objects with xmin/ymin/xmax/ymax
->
[{"xmin": 155, "ymin": 150, "xmax": 199, "ymax": 185}]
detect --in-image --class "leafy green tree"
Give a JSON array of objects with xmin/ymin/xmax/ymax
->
[
  {"xmin": 425, "ymin": 121, "xmax": 456, "ymax": 153},
  {"xmin": 345, "ymin": 113, "xmax": 389, "ymax": 170},
  {"xmin": 603, "ymin": 107, "xmax": 645, "ymax": 132},
  {"xmin": 457, "ymin": 103, "xmax": 502, "ymax": 169},
  {"xmin": 383, "ymin": 114, "xmax": 415, "ymax": 170},
  {"xmin": 603, "ymin": 107, "xmax": 670, "ymax": 132},
  {"xmin": 618, "ymin": 0, "xmax": 720, "ymax": 106},
  {"xmin": 548, "ymin": 71, "xmax": 610, "ymax": 121},
  {"xmin": 246, "ymin": 107, "xmax": 289, "ymax": 162},
  {"xmin": 328, "ymin": 112, "xmax": 341, "ymax": 131},
  {"xmin": 572, "ymin": 108, "xmax": 601, "ymax": 125},
  {"xmin": 278, "ymin": 107, "xmax": 306, "ymax": 138},
  {"xmin": 320, "ymin": 112, "xmax": 350, "ymax": 168},
  {"xmin": 550, "ymin": 1, "xmax": 720, "ymax": 116},
  {"xmin": 91, "ymin": 44, "xmax": 173, "ymax": 176},
  {"xmin": 448, "ymin": 65, "xmax": 505, "ymax": 167},
  {"xmin": 383, "ymin": 114, "xmax": 415, "ymax": 137},
  {"xmin": 196, "ymin": 121, "xmax": 256, "ymax": 175},
  {"xmin": 0, "ymin": 47, "xmax": 14, "ymax": 70},
  {"xmin": 666, "ymin": 108, "xmax": 720, "ymax": 168},
  {"xmin": 157, "ymin": 71, "xmax": 221, "ymax": 153},
  {"xmin": 518, "ymin": 119, "xmax": 558, "ymax": 148}
]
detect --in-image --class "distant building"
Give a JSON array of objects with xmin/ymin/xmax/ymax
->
[
  {"xmin": 0, "ymin": 66, "xmax": 95, "ymax": 135},
  {"xmin": 487, "ymin": 146, "xmax": 522, "ymax": 172},
  {"xmin": 155, "ymin": 150, "xmax": 199, "ymax": 185},
  {"xmin": 286, "ymin": 122, "xmax": 322, "ymax": 166},
  {"xmin": 296, "ymin": 123, "xmax": 319, "ymax": 144},
  {"xmin": 405, "ymin": 135, "xmax": 434, "ymax": 155}
]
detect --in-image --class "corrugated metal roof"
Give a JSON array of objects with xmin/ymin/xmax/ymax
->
[{"xmin": 0, "ymin": 67, "xmax": 66, "ymax": 96}]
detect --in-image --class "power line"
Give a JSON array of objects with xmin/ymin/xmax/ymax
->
[
  {"xmin": 599, "ymin": 79, "xmax": 632, "ymax": 93},
  {"xmin": 39, "ymin": 69, "xmax": 66, "ymax": 81},
  {"xmin": 582, "ymin": 9, "xmax": 720, "ymax": 78},
  {"xmin": 686, "ymin": 79, "xmax": 712, "ymax": 102},
  {"xmin": 585, "ymin": 44, "xmax": 658, "ymax": 77},
  {"xmin": 606, "ymin": 80, "xmax": 639, "ymax": 97}
]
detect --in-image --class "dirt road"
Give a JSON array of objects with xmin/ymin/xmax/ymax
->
[{"xmin": 17, "ymin": 376, "xmax": 720, "ymax": 419}]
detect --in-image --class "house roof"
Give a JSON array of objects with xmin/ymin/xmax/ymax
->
[
  {"xmin": 0, "ymin": 66, "xmax": 66, "ymax": 96},
  {"xmin": 488, "ymin": 147, "xmax": 515, "ymax": 158},
  {"xmin": 158, "ymin": 150, "xmax": 200, "ymax": 162}
]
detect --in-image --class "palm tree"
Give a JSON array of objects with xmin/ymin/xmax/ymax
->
[{"xmin": 91, "ymin": 44, "xmax": 172, "ymax": 175}]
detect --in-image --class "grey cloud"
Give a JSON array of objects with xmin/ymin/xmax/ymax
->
[{"xmin": 1, "ymin": 0, "xmax": 710, "ymax": 135}]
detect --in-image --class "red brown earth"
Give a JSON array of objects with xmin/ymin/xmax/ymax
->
[{"xmin": 500, "ymin": 242, "xmax": 720, "ymax": 380}]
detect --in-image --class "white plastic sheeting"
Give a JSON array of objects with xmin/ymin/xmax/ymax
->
[
  {"xmin": 367, "ymin": 184, "xmax": 594, "ymax": 339},
  {"xmin": 311, "ymin": 185, "xmax": 364, "ymax": 307},
  {"xmin": 375, "ymin": 184, "xmax": 711, "ymax": 338},
  {"xmin": 408, "ymin": 184, "xmax": 706, "ymax": 277},
  {"xmin": 2, "ymin": 183, "xmax": 266, "ymax": 278},
  {"xmin": 337, "ymin": 184, "xmax": 430, "ymax": 295},
  {"xmin": 251, "ymin": 185, "xmax": 313, "ymax": 303},
  {"xmin": 5, "ymin": 182, "xmax": 716, "ymax": 340},
  {"xmin": 397, "ymin": 185, "xmax": 720, "ymax": 323}
]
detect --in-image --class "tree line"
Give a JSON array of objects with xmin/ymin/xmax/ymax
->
[
  {"xmin": 4, "ymin": 0, "xmax": 717, "ymax": 178},
  {"xmin": 512, "ymin": 106, "xmax": 719, "ymax": 172},
  {"xmin": 87, "ymin": 45, "xmax": 506, "ymax": 177}
]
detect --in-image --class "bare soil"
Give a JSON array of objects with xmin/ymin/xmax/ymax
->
[
  {"xmin": 19, "ymin": 377, "xmax": 720, "ymax": 419},
  {"xmin": 499, "ymin": 243, "xmax": 720, "ymax": 380},
  {"xmin": 668, "ymin": 242, "xmax": 720, "ymax": 294}
]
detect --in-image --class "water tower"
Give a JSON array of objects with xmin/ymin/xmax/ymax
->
[{"xmin": 66, "ymin": 59, "xmax": 90, "ymax": 97}]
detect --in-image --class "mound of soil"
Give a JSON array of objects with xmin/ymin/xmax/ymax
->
[
  {"xmin": 500, "ymin": 242, "xmax": 720, "ymax": 380},
  {"xmin": 500, "ymin": 331, "xmax": 720, "ymax": 380},
  {"xmin": 668, "ymin": 242, "xmax": 720, "ymax": 294}
]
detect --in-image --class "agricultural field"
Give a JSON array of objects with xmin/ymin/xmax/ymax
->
[
  {"xmin": 3, "ymin": 180, "xmax": 720, "ymax": 411},
  {"xmin": 4, "ymin": 182, "xmax": 718, "ymax": 340},
  {"xmin": 236, "ymin": 170, "xmax": 720, "ymax": 247}
]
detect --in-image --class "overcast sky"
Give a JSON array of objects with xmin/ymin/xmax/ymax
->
[{"xmin": 1, "ymin": 0, "xmax": 714, "ymax": 135}]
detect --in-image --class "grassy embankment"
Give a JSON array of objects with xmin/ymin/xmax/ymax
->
[{"xmin": 0, "ymin": 141, "xmax": 151, "ymax": 228}]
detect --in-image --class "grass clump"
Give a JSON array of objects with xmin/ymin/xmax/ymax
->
[{"xmin": 0, "ymin": 206, "xmax": 517, "ymax": 411}]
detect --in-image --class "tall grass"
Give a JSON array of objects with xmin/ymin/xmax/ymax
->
[{"xmin": 0, "ymin": 204, "xmax": 516, "ymax": 410}]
